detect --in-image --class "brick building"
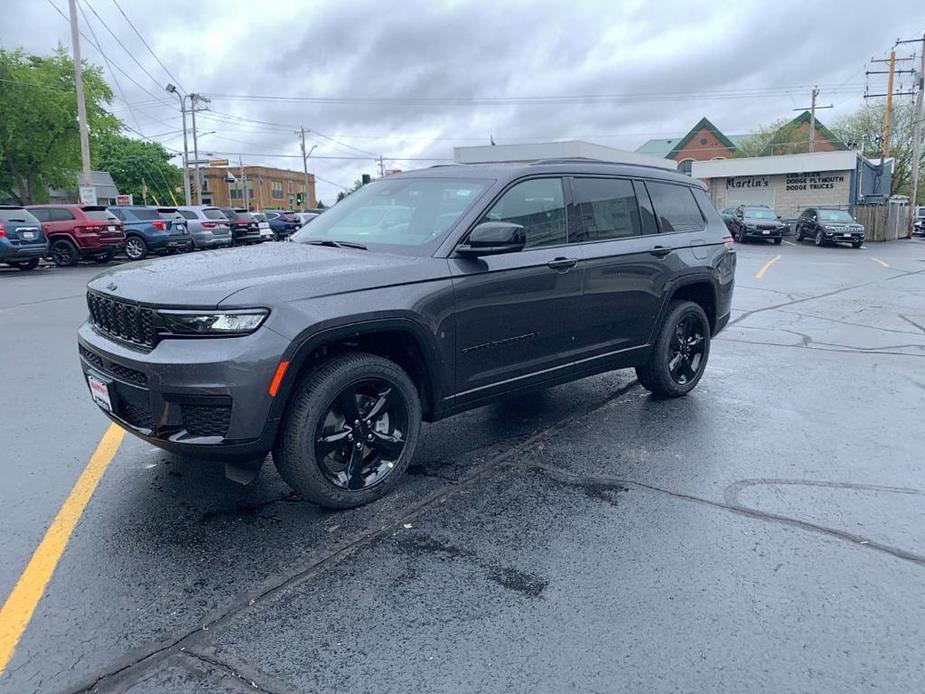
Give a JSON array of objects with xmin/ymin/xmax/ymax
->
[
  {"xmin": 197, "ymin": 165, "xmax": 316, "ymax": 210},
  {"xmin": 636, "ymin": 113, "xmax": 845, "ymax": 175}
]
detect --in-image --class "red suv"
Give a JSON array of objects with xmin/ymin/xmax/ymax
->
[{"xmin": 27, "ymin": 204, "xmax": 125, "ymax": 266}]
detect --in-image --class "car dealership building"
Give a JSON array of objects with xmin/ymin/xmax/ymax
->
[{"xmin": 692, "ymin": 151, "xmax": 891, "ymax": 218}]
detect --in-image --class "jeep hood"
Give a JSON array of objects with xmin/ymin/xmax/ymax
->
[{"xmin": 87, "ymin": 243, "xmax": 443, "ymax": 307}]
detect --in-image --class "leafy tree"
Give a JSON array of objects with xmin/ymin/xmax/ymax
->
[
  {"xmin": 831, "ymin": 101, "xmax": 922, "ymax": 200},
  {"xmin": 0, "ymin": 48, "xmax": 119, "ymax": 204},
  {"xmin": 734, "ymin": 119, "xmax": 812, "ymax": 157},
  {"xmin": 92, "ymin": 132, "xmax": 183, "ymax": 206},
  {"xmin": 733, "ymin": 119, "xmax": 789, "ymax": 158}
]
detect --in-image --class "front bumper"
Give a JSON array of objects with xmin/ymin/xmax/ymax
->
[
  {"xmin": 823, "ymin": 230, "xmax": 864, "ymax": 243},
  {"xmin": 741, "ymin": 227, "xmax": 783, "ymax": 240},
  {"xmin": 77, "ymin": 321, "xmax": 291, "ymax": 461}
]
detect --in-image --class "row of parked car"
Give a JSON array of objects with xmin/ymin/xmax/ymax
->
[
  {"xmin": 719, "ymin": 204, "xmax": 867, "ymax": 248},
  {"xmin": 0, "ymin": 204, "xmax": 322, "ymax": 270}
]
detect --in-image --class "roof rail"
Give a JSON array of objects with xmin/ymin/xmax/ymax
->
[{"xmin": 529, "ymin": 157, "xmax": 676, "ymax": 172}]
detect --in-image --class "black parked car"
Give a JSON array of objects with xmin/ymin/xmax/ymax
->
[
  {"xmin": 795, "ymin": 208, "xmax": 865, "ymax": 248},
  {"xmin": 728, "ymin": 205, "xmax": 785, "ymax": 245},
  {"xmin": 78, "ymin": 160, "xmax": 735, "ymax": 508},
  {"xmin": 0, "ymin": 205, "xmax": 47, "ymax": 270},
  {"xmin": 219, "ymin": 207, "xmax": 262, "ymax": 245},
  {"xmin": 719, "ymin": 207, "xmax": 737, "ymax": 233}
]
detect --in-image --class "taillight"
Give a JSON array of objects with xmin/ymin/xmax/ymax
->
[
  {"xmin": 202, "ymin": 221, "xmax": 217, "ymax": 228},
  {"xmin": 723, "ymin": 235, "xmax": 734, "ymax": 249},
  {"xmin": 152, "ymin": 220, "xmax": 166, "ymax": 230},
  {"xmin": 0, "ymin": 223, "xmax": 6, "ymax": 238},
  {"xmin": 80, "ymin": 224, "xmax": 104, "ymax": 234}
]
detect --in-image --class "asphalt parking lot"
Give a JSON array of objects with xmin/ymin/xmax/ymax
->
[{"xmin": 2, "ymin": 237, "xmax": 925, "ymax": 693}]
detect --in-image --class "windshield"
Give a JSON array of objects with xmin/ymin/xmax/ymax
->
[
  {"xmin": 818, "ymin": 210, "xmax": 854, "ymax": 223},
  {"xmin": 292, "ymin": 177, "xmax": 489, "ymax": 249},
  {"xmin": 743, "ymin": 208, "xmax": 776, "ymax": 220}
]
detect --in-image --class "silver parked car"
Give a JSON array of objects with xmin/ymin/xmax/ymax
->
[{"xmin": 176, "ymin": 205, "xmax": 234, "ymax": 250}]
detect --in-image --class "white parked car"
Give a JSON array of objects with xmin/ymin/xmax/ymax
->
[{"xmin": 252, "ymin": 213, "xmax": 276, "ymax": 241}]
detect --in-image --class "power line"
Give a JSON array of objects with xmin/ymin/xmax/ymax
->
[
  {"xmin": 109, "ymin": 0, "xmax": 184, "ymax": 93},
  {"xmin": 80, "ymin": 0, "xmax": 165, "ymax": 93}
]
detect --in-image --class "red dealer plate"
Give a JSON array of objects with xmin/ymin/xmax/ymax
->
[{"xmin": 87, "ymin": 373, "xmax": 112, "ymax": 412}]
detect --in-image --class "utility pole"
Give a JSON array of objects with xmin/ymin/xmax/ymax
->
[
  {"xmin": 239, "ymin": 155, "xmax": 249, "ymax": 210},
  {"xmin": 67, "ymin": 0, "xmax": 92, "ymax": 191},
  {"xmin": 165, "ymin": 84, "xmax": 190, "ymax": 205},
  {"xmin": 896, "ymin": 35, "xmax": 925, "ymax": 238},
  {"xmin": 297, "ymin": 127, "xmax": 316, "ymax": 210},
  {"xmin": 188, "ymin": 93, "xmax": 210, "ymax": 205},
  {"xmin": 883, "ymin": 51, "xmax": 896, "ymax": 158},
  {"xmin": 378, "ymin": 155, "xmax": 384, "ymax": 178},
  {"xmin": 793, "ymin": 86, "xmax": 832, "ymax": 153}
]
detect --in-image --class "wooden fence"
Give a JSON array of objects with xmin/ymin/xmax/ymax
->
[{"xmin": 855, "ymin": 206, "xmax": 907, "ymax": 242}]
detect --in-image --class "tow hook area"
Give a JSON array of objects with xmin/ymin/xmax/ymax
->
[{"xmin": 224, "ymin": 457, "xmax": 265, "ymax": 485}]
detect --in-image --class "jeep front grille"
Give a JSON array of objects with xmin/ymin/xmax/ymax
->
[{"xmin": 87, "ymin": 292, "xmax": 158, "ymax": 348}]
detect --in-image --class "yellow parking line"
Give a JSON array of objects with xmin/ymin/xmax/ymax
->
[
  {"xmin": 755, "ymin": 254, "xmax": 781, "ymax": 279},
  {"xmin": 0, "ymin": 424, "xmax": 124, "ymax": 673},
  {"xmin": 871, "ymin": 257, "xmax": 889, "ymax": 268}
]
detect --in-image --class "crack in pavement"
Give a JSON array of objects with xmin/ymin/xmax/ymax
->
[
  {"xmin": 530, "ymin": 464, "xmax": 925, "ymax": 568},
  {"xmin": 898, "ymin": 314, "xmax": 925, "ymax": 334},
  {"xmin": 59, "ymin": 380, "xmax": 642, "ymax": 693},
  {"xmin": 720, "ymin": 336, "xmax": 925, "ymax": 358},
  {"xmin": 777, "ymin": 309, "xmax": 925, "ymax": 337},
  {"xmin": 729, "ymin": 266, "xmax": 925, "ymax": 328},
  {"xmin": 176, "ymin": 647, "xmax": 298, "ymax": 694}
]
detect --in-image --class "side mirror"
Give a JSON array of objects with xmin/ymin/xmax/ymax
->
[{"xmin": 457, "ymin": 222, "xmax": 525, "ymax": 257}]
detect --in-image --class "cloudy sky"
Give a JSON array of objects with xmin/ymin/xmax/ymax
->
[{"xmin": 3, "ymin": 0, "xmax": 924, "ymax": 204}]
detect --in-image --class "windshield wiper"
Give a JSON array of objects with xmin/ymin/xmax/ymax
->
[{"xmin": 306, "ymin": 239, "xmax": 368, "ymax": 250}]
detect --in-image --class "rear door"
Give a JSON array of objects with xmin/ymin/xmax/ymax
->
[
  {"xmin": 449, "ymin": 177, "xmax": 585, "ymax": 399},
  {"xmin": 571, "ymin": 176, "xmax": 674, "ymax": 357}
]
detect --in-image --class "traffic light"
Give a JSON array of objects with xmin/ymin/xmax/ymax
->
[{"xmin": 296, "ymin": 192, "xmax": 304, "ymax": 206}]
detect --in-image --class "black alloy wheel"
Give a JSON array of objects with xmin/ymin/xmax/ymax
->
[
  {"xmin": 635, "ymin": 300, "xmax": 711, "ymax": 397},
  {"xmin": 667, "ymin": 314, "xmax": 707, "ymax": 385},
  {"xmin": 50, "ymin": 239, "xmax": 79, "ymax": 267},
  {"xmin": 314, "ymin": 379, "xmax": 408, "ymax": 491},
  {"xmin": 815, "ymin": 229, "xmax": 824, "ymax": 246},
  {"xmin": 273, "ymin": 352, "xmax": 422, "ymax": 508},
  {"xmin": 795, "ymin": 226, "xmax": 804, "ymax": 242},
  {"xmin": 734, "ymin": 227, "xmax": 744, "ymax": 243}
]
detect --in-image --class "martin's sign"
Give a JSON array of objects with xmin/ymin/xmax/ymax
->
[{"xmin": 726, "ymin": 176, "xmax": 769, "ymax": 189}]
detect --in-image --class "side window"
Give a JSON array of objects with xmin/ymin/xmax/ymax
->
[
  {"xmin": 572, "ymin": 178, "xmax": 641, "ymax": 242},
  {"xmin": 479, "ymin": 178, "xmax": 567, "ymax": 249},
  {"xmin": 30, "ymin": 208, "xmax": 50, "ymax": 222},
  {"xmin": 179, "ymin": 210, "xmax": 197, "ymax": 220},
  {"xmin": 51, "ymin": 208, "xmax": 76, "ymax": 221},
  {"xmin": 110, "ymin": 209, "xmax": 126, "ymax": 221},
  {"xmin": 633, "ymin": 180, "xmax": 659, "ymax": 235},
  {"xmin": 645, "ymin": 182, "xmax": 705, "ymax": 233}
]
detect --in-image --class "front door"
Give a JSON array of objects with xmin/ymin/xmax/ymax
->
[{"xmin": 449, "ymin": 177, "xmax": 583, "ymax": 401}]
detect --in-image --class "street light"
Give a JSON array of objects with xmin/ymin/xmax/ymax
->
[{"xmin": 165, "ymin": 83, "xmax": 191, "ymax": 205}]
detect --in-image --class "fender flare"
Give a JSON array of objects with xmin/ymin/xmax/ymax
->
[{"xmin": 649, "ymin": 274, "xmax": 719, "ymax": 342}]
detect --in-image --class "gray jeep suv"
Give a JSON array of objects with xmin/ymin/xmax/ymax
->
[{"xmin": 78, "ymin": 160, "xmax": 736, "ymax": 508}]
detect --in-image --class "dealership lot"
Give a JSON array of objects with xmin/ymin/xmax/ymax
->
[{"xmin": 2, "ymin": 239, "xmax": 925, "ymax": 693}]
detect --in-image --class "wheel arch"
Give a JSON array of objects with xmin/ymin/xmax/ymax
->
[
  {"xmin": 272, "ymin": 318, "xmax": 444, "ymax": 423},
  {"xmin": 655, "ymin": 276, "xmax": 718, "ymax": 336}
]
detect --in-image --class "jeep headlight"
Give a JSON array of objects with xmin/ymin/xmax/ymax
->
[{"xmin": 158, "ymin": 309, "xmax": 268, "ymax": 335}]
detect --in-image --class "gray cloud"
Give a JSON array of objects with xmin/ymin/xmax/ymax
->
[{"xmin": 2, "ymin": 0, "xmax": 924, "ymax": 202}]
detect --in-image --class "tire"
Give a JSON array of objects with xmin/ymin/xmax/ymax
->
[
  {"xmin": 273, "ymin": 352, "xmax": 422, "ymax": 509},
  {"xmin": 852, "ymin": 241, "xmax": 863, "ymax": 249},
  {"xmin": 11, "ymin": 258, "xmax": 40, "ymax": 270},
  {"xmin": 635, "ymin": 300, "xmax": 711, "ymax": 398},
  {"xmin": 50, "ymin": 238, "xmax": 79, "ymax": 267},
  {"xmin": 733, "ymin": 227, "xmax": 744, "ymax": 243},
  {"xmin": 814, "ymin": 230, "xmax": 824, "ymax": 246},
  {"xmin": 795, "ymin": 226, "xmax": 804, "ymax": 242},
  {"xmin": 773, "ymin": 237, "xmax": 782, "ymax": 245}
]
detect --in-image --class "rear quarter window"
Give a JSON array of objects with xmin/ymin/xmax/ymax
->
[
  {"xmin": 203, "ymin": 208, "xmax": 228, "ymax": 220},
  {"xmin": 179, "ymin": 210, "xmax": 197, "ymax": 220},
  {"xmin": 84, "ymin": 210, "xmax": 119, "ymax": 221},
  {"xmin": 645, "ymin": 182, "xmax": 705, "ymax": 233},
  {"xmin": 29, "ymin": 208, "xmax": 51, "ymax": 222},
  {"xmin": 126, "ymin": 208, "xmax": 160, "ymax": 220}
]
